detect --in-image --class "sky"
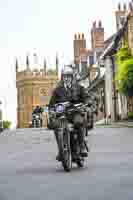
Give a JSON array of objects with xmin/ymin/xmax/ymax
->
[{"xmin": 0, "ymin": 0, "xmax": 130, "ymax": 128}]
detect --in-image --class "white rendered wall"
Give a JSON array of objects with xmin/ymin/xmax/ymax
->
[{"xmin": 105, "ymin": 57, "xmax": 115, "ymax": 122}]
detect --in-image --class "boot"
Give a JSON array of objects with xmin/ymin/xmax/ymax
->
[
  {"xmin": 80, "ymin": 143, "xmax": 88, "ymax": 157},
  {"xmin": 56, "ymin": 152, "xmax": 62, "ymax": 161},
  {"xmin": 78, "ymin": 127, "xmax": 88, "ymax": 157}
]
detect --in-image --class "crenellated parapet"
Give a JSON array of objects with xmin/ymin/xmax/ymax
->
[
  {"xmin": 16, "ymin": 54, "xmax": 59, "ymax": 85},
  {"xmin": 16, "ymin": 68, "xmax": 58, "ymax": 84}
]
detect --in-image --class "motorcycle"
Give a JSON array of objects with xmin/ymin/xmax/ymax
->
[
  {"xmin": 32, "ymin": 113, "xmax": 42, "ymax": 128},
  {"xmin": 48, "ymin": 102, "xmax": 89, "ymax": 172}
]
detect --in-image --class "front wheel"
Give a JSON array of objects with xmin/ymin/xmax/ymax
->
[
  {"xmin": 62, "ymin": 129, "xmax": 72, "ymax": 172},
  {"xmin": 32, "ymin": 120, "xmax": 36, "ymax": 128},
  {"xmin": 36, "ymin": 120, "xmax": 40, "ymax": 128},
  {"xmin": 62, "ymin": 147, "xmax": 72, "ymax": 172},
  {"xmin": 58, "ymin": 123, "xmax": 72, "ymax": 172}
]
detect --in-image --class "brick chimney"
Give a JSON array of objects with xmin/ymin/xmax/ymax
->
[
  {"xmin": 115, "ymin": 2, "xmax": 128, "ymax": 31},
  {"xmin": 91, "ymin": 20, "xmax": 104, "ymax": 51},
  {"xmin": 73, "ymin": 33, "xmax": 86, "ymax": 64}
]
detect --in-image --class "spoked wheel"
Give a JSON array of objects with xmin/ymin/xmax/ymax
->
[
  {"xmin": 57, "ymin": 120, "xmax": 72, "ymax": 172},
  {"xmin": 62, "ymin": 129, "xmax": 72, "ymax": 172}
]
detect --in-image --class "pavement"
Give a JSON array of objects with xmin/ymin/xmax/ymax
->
[
  {"xmin": 95, "ymin": 119, "xmax": 133, "ymax": 128},
  {"xmin": 0, "ymin": 127, "xmax": 133, "ymax": 200},
  {"xmin": 112, "ymin": 121, "xmax": 133, "ymax": 128}
]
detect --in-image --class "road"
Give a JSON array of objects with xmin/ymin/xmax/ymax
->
[{"xmin": 0, "ymin": 127, "xmax": 133, "ymax": 200}]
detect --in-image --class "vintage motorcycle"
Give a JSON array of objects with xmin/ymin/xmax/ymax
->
[
  {"xmin": 48, "ymin": 102, "xmax": 89, "ymax": 172},
  {"xmin": 32, "ymin": 113, "xmax": 42, "ymax": 128}
]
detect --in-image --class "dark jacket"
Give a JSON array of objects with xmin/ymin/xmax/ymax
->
[
  {"xmin": 32, "ymin": 106, "xmax": 43, "ymax": 115},
  {"xmin": 49, "ymin": 81, "xmax": 89, "ymax": 107}
]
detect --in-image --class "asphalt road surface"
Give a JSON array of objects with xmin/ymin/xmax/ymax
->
[{"xmin": 0, "ymin": 127, "xmax": 133, "ymax": 200}]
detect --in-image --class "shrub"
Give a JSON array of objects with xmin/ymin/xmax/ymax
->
[
  {"xmin": 3, "ymin": 120, "xmax": 11, "ymax": 129},
  {"xmin": 115, "ymin": 46, "xmax": 133, "ymax": 96},
  {"xmin": 128, "ymin": 112, "xmax": 133, "ymax": 119}
]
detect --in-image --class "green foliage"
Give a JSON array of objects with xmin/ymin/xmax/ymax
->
[
  {"xmin": 3, "ymin": 120, "xmax": 11, "ymax": 129},
  {"xmin": 128, "ymin": 112, "xmax": 133, "ymax": 119},
  {"xmin": 116, "ymin": 46, "xmax": 131, "ymax": 62},
  {"xmin": 115, "ymin": 46, "xmax": 133, "ymax": 96}
]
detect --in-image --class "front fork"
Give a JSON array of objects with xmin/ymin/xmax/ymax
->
[{"xmin": 54, "ymin": 118, "xmax": 69, "ymax": 155}]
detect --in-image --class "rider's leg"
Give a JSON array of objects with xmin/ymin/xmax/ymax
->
[
  {"xmin": 78, "ymin": 127, "xmax": 88, "ymax": 156},
  {"xmin": 73, "ymin": 113, "xmax": 88, "ymax": 157},
  {"xmin": 48, "ymin": 117, "xmax": 61, "ymax": 161}
]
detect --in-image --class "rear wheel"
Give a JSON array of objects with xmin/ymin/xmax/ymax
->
[{"xmin": 76, "ymin": 158, "xmax": 84, "ymax": 168}]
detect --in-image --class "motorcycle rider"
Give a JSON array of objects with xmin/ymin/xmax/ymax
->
[
  {"xmin": 32, "ymin": 105, "xmax": 43, "ymax": 127},
  {"xmin": 48, "ymin": 65, "xmax": 89, "ymax": 161},
  {"xmin": 32, "ymin": 105, "xmax": 43, "ymax": 115}
]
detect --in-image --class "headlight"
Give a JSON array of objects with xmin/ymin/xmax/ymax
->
[
  {"xmin": 56, "ymin": 104, "xmax": 65, "ymax": 113},
  {"xmin": 32, "ymin": 114, "xmax": 39, "ymax": 119}
]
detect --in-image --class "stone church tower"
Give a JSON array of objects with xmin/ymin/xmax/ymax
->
[{"xmin": 16, "ymin": 55, "xmax": 59, "ymax": 128}]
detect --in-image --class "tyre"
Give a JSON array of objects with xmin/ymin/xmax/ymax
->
[
  {"xmin": 38, "ymin": 119, "xmax": 41, "ymax": 128},
  {"xmin": 36, "ymin": 120, "xmax": 40, "ymax": 128},
  {"xmin": 32, "ymin": 120, "xmax": 36, "ymax": 128},
  {"xmin": 62, "ymin": 130, "xmax": 72, "ymax": 172},
  {"xmin": 57, "ymin": 119, "xmax": 72, "ymax": 172},
  {"xmin": 76, "ymin": 159, "xmax": 84, "ymax": 168}
]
